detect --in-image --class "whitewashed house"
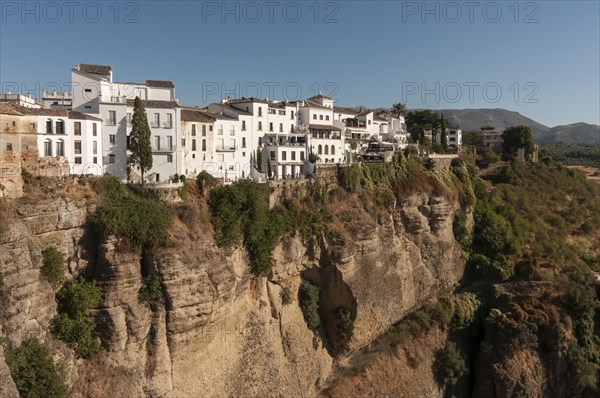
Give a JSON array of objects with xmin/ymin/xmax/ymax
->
[{"xmin": 71, "ymin": 64, "xmax": 183, "ymax": 182}]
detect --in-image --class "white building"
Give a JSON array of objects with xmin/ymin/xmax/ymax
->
[
  {"xmin": 41, "ymin": 91, "xmax": 72, "ymax": 110},
  {"xmin": 0, "ymin": 93, "xmax": 42, "ymax": 109},
  {"xmin": 71, "ymin": 64, "xmax": 183, "ymax": 182},
  {"xmin": 297, "ymin": 97, "xmax": 346, "ymax": 164}
]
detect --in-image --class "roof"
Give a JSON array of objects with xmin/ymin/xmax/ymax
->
[
  {"xmin": 356, "ymin": 109, "xmax": 372, "ymax": 117},
  {"xmin": 0, "ymin": 103, "xmax": 24, "ymax": 116},
  {"xmin": 68, "ymin": 111, "xmax": 103, "ymax": 121},
  {"xmin": 228, "ymin": 97, "xmax": 270, "ymax": 105},
  {"xmin": 203, "ymin": 110, "xmax": 237, "ymax": 121},
  {"xmin": 126, "ymin": 99, "xmax": 179, "ymax": 109},
  {"xmin": 268, "ymin": 102, "xmax": 295, "ymax": 109},
  {"xmin": 74, "ymin": 64, "xmax": 112, "ymax": 75},
  {"xmin": 146, "ymin": 80, "xmax": 175, "ymax": 89},
  {"xmin": 373, "ymin": 116, "xmax": 388, "ymax": 122},
  {"xmin": 307, "ymin": 94, "xmax": 335, "ymax": 101},
  {"xmin": 211, "ymin": 103, "xmax": 252, "ymax": 116},
  {"xmin": 333, "ymin": 106, "xmax": 357, "ymax": 115},
  {"xmin": 303, "ymin": 100, "xmax": 332, "ymax": 110},
  {"xmin": 0, "ymin": 104, "xmax": 68, "ymax": 117},
  {"xmin": 308, "ymin": 124, "xmax": 341, "ymax": 131},
  {"xmin": 181, "ymin": 108, "xmax": 216, "ymax": 123}
]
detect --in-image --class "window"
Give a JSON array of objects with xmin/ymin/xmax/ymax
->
[
  {"xmin": 258, "ymin": 107, "xmax": 262, "ymax": 117},
  {"xmin": 93, "ymin": 157, "xmax": 97, "ymax": 164},
  {"xmin": 109, "ymin": 154, "xmax": 115, "ymax": 164},
  {"xmin": 84, "ymin": 88, "xmax": 92, "ymax": 93},
  {"xmin": 313, "ymin": 114, "xmax": 317, "ymax": 120},
  {"xmin": 242, "ymin": 120, "xmax": 246, "ymax": 131},
  {"xmin": 258, "ymin": 122, "xmax": 262, "ymax": 131},
  {"xmin": 270, "ymin": 151, "xmax": 276, "ymax": 161},
  {"xmin": 230, "ymin": 126, "xmax": 235, "ymax": 136},
  {"xmin": 56, "ymin": 120, "xmax": 65, "ymax": 134},
  {"xmin": 242, "ymin": 152, "xmax": 246, "ymax": 157},
  {"xmin": 6, "ymin": 143, "xmax": 12, "ymax": 151},
  {"xmin": 155, "ymin": 136, "xmax": 160, "ymax": 149},
  {"xmin": 326, "ymin": 116, "xmax": 330, "ymax": 121},
  {"xmin": 279, "ymin": 123, "xmax": 283, "ymax": 132},
  {"xmin": 85, "ymin": 106, "xmax": 91, "ymax": 109},
  {"xmin": 282, "ymin": 151, "xmax": 287, "ymax": 161},
  {"xmin": 46, "ymin": 119, "xmax": 53, "ymax": 134},
  {"xmin": 44, "ymin": 140, "xmax": 52, "ymax": 156},
  {"xmin": 218, "ymin": 125, "xmax": 223, "ymax": 135},
  {"xmin": 192, "ymin": 124, "xmax": 196, "ymax": 136},
  {"xmin": 92, "ymin": 123, "xmax": 97, "ymax": 136},
  {"xmin": 300, "ymin": 151, "xmax": 305, "ymax": 161},
  {"xmin": 75, "ymin": 157, "xmax": 82, "ymax": 165},
  {"xmin": 167, "ymin": 155, "xmax": 173, "ymax": 163},
  {"xmin": 318, "ymin": 145, "xmax": 322, "ymax": 155},
  {"xmin": 319, "ymin": 115, "xmax": 323, "ymax": 120},
  {"xmin": 291, "ymin": 111, "xmax": 294, "ymax": 119},
  {"xmin": 167, "ymin": 136, "xmax": 173, "ymax": 150},
  {"xmin": 108, "ymin": 111, "xmax": 116, "ymax": 125},
  {"xmin": 324, "ymin": 145, "xmax": 329, "ymax": 155},
  {"xmin": 182, "ymin": 138, "xmax": 186, "ymax": 146},
  {"xmin": 209, "ymin": 125, "xmax": 213, "ymax": 132},
  {"xmin": 74, "ymin": 140, "xmax": 82, "ymax": 155},
  {"xmin": 269, "ymin": 123, "xmax": 273, "ymax": 132},
  {"xmin": 93, "ymin": 141, "xmax": 97, "ymax": 155},
  {"xmin": 291, "ymin": 151, "xmax": 296, "ymax": 160},
  {"xmin": 166, "ymin": 114, "xmax": 173, "ymax": 128},
  {"xmin": 192, "ymin": 139, "xmax": 197, "ymax": 151},
  {"xmin": 74, "ymin": 122, "xmax": 81, "ymax": 135},
  {"xmin": 126, "ymin": 113, "xmax": 132, "ymax": 125},
  {"xmin": 202, "ymin": 139, "xmax": 206, "ymax": 151},
  {"xmin": 278, "ymin": 110, "xmax": 285, "ymax": 115},
  {"xmin": 154, "ymin": 113, "xmax": 160, "ymax": 127},
  {"xmin": 268, "ymin": 109, "xmax": 276, "ymax": 115},
  {"xmin": 202, "ymin": 125, "xmax": 206, "ymax": 135},
  {"xmin": 242, "ymin": 137, "xmax": 246, "ymax": 148},
  {"xmin": 109, "ymin": 134, "xmax": 116, "ymax": 144}
]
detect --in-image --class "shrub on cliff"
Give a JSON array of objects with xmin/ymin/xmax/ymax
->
[
  {"xmin": 52, "ymin": 278, "xmax": 102, "ymax": 358},
  {"xmin": 299, "ymin": 281, "xmax": 320, "ymax": 330},
  {"xmin": 139, "ymin": 274, "xmax": 164, "ymax": 312},
  {"xmin": 90, "ymin": 176, "xmax": 172, "ymax": 251},
  {"xmin": 4, "ymin": 339, "xmax": 68, "ymax": 398},
  {"xmin": 336, "ymin": 308, "xmax": 354, "ymax": 339},
  {"xmin": 435, "ymin": 341, "xmax": 467, "ymax": 387},
  {"xmin": 41, "ymin": 247, "xmax": 67, "ymax": 289}
]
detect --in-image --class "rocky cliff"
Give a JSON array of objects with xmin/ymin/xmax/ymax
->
[{"xmin": 0, "ymin": 176, "xmax": 465, "ymax": 397}]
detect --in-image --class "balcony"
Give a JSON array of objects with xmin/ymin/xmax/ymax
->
[
  {"xmin": 163, "ymin": 122, "xmax": 173, "ymax": 129},
  {"xmin": 150, "ymin": 122, "xmax": 161, "ymax": 128},
  {"xmin": 152, "ymin": 145, "xmax": 176, "ymax": 153},
  {"xmin": 215, "ymin": 145, "xmax": 237, "ymax": 152},
  {"xmin": 106, "ymin": 120, "xmax": 117, "ymax": 126}
]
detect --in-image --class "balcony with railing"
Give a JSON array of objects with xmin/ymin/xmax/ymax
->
[
  {"xmin": 163, "ymin": 121, "xmax": 173, "ymax": 129},
  {"xmin": 215, "ymin": 145, "xmax": 237, "ymax": 152},
  {"xmin": 152, "ymin": 144, "xmax": 176, "ymax": 153}
]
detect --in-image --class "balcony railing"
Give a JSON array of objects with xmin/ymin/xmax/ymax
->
[
  {"xmin": 150, "ymin": 122, "xmax": 160, "ymax": 128},
  {"xmin": 152, "ymin": 145, "xmax": 176, "ymax": 152},
  {"xmin": 215, "ymin": 145, "xmax": 237, "ymax": 152},
  {"xmin": 163, "ymin": 122, "xmax": 173, "ymax": 129},
  {"xmin": 106, "ymin": 120, "xmax": 117, "ymax": 126}
]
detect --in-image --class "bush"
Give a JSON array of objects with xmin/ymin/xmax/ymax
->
[
  {"xmin": 90, "ymin": 178, "xmax": 172, "ymax": 251},
  {"xmin": 41, "ymin": 247, "xmax": 67, "ymax": 289},
  {"xmin": 138, "ymin": 274, "xmax": 164, "ymax": 312},
  {"xmin": 52, "ymin": 278, "xmax": 102, "ymax": 358},
  {"xmin": 0, "ymin": 273, "xmax": 5, "ymax": 297},
  {"xmin": 280, "ymin": 286, "xmax": 292, "ymax": 305},
  {"xmin": 197, "ymin": 171, "xmax": 218, "ymax": 195},
  {"xmin": 299, "ymin": 281, "xmax": 320, "ymax": 330},
  {"xmin": 4, "ymin": 339, "xmax": 68, "ymax": 398},
  {"xmin": 453, "ymin": 210, "xmax": 472, "ymax": 251},
  {"xmin": 336, "ymin": 308, "xmax": 354, "ymax": 339},
  {"xmin": 435, "ymin": 341, "xmax": 467, "ymax": 387}
]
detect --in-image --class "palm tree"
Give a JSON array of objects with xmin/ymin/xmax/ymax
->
[{"xmin": 390, "ymin": 102, "xmax": 407, "ymax": 118}]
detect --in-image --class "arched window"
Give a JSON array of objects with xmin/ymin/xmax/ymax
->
[
  {"xmin": 331, "ymin": 145, "xmax": 335, "ymax": 155},
  {"xmin": 319, "ymin": 115, "xmax": 323, "ymax": 120},
  {"xmin": 44, "ymin": 139, "xmax": 52, "ymax": 156},
  {"xmin": 326, "ymin": 116, "xmax": 330, "ymax": 121},
  {"xmin": 324, "ymin": 145, "xmax": 329, "ymax": 155},
  {"xmin": 318, "ymin": 145, "xmax": 322, "ymax": 155},
  {"xmin": 313, "ymin": 114, "xmax": 317, "ymax": 120},
  {"xmin": 56, "ymin": 119, "xmax": 65, "ymax": 134},
  {"xmin": 56, "ymin": 139, "xmax": 64, "ymax": 157},
  {"xmin": 46, "ymin": 119, "xmax": 53, "ymax": 134}
]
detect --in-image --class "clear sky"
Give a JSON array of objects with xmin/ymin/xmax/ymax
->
[{"xmin": 1, "ymin": 0, "xmax": 598, "ymax": 127}]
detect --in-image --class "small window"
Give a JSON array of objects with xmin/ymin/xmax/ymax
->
[
  {"xmin": 85, "ymin": 88, "xmax": 92, "ymax": 93},
  {"xmin": 108, "ymin": 111, "xmax": 116, "ymax": 125},
  {"xmin": 75, "ymin": 157, "xmax": 82, "ymax": 165},
  {"xmin": 242, "ymin": 120, "xmax": 246, "ymax": 131},
  {"xmin": 258, "ymin": 107, "xmax": 262, "ymax": 117},
  {"xmin": 6, "ymin": 143, "xmax": 13, "ymax": 151},
  {"xmin": 269, "ymin": 123, "xmax": 273, "ymax": 132},
  {"xmin": 109, "ymin": 134, "xmax": 116, "ymax": 144},
  {"xmin": 202, "ymin": 125, "xmax": 207, "ymax": 135},
  {"xmin": 258, "ymin": 122, "xmax": 262, "ymax": 131},
  {"xmin": 300, "ymin": 151, "xmax": 305, "ymax": 161},
  {"xmin": 319, "ymin": 115, "xmax": 323, "ymax": 120},
  {"xmin": 268, "ymin": 109, "xmax": 276, "ymax": 115},
  {"xmin": 192, "ymin": 124, "xmax": 196, "ymax": 136},
  {"xmin": 282, "ymin": 151, "xmax": 287, "ymax": 161},
  {"xmin": 92, "ymin": 123, "xmax": 97, "ymax": 136},
  {"xmin": 74, "ymin": 140, "xmax": 82, "ymax": 155},
  {"xmin": 313, "ymin": 114, "xmax": 317, "ymax": 120},
  {"xmin": 85, "ymin": 105, "xmax": 91, "ymax": 109},
  {"xmin": 109, "ymin": 154, "xmax": 115, "ymax": 164},
  {"xmin": 93, "ymin": 156, "xmax": 98, "ymax": 164},
  {"xmin": 93, "ymin": 141, "xmax": 98, "ymax": 154},
  {"xmin": 74, "ymin": 122, "xmax": 81, "ymax": 135},
  {"xmin": 279, "ymin": 123, "xmax": 283, "ymax": 133},
  {"xmin": 326, "ymin": 116, "xmax": 330, "ymax": 121},
  {"xmin": 167, "ymin": 155, "xmax": 173, "ymax": 163},
  {"xmin": 291, "ymin": 151, "xmax": 296, "ymax": 161}
]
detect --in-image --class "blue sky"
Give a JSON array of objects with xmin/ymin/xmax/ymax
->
[{"xmin": 1, "ymin": 0, "xmax": 598, "ymax": 127}]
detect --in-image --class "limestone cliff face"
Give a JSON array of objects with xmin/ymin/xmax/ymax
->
[{"xmin": 0, "ymin": 184, "xmax": 465, "ymax": 398}]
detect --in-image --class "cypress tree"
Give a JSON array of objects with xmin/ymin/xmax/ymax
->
[{"xmin": 130, "ymin": 97, "xmax": 153, "ymax": 184}]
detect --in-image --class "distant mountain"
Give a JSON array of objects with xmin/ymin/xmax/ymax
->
[
  {"xmin": 535, "ymin": 122, "xmax": 600, "ymax": 144},
  {"xmin": 435, "ymin": 108, "xmax": 549, "ymax": 136}
]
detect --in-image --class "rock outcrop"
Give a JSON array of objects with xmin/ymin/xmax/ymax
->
[{"xmin": 0, "ymin": 180, "xmax": 465, "ymax": 397}]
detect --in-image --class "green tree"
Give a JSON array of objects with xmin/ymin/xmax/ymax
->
[
  {"xmin": 255, "ymin": 148, "xmax": 263, "ymax": 173},
  {"xmin": 129, "ymin": 96, "xmax": 153, "ymax": 184},
  {"xmin": 299, "ymin": 281, "xmax": 321, "ymax": 330},
  {"xmin": 436, "ymin": 342, "xmax": 467, "ymax": 387},
  {"xmin": 502, "ymin": 125, "xmax": 534, "ymax": 159},
  {"xmin": 390, "ymin": 102, "xmax": 407, "ymax": 118},
  {"xmin": 406, "ymin": 110, "xmax": 441, "ymax": 144},
  {"xmin": 4, "ymin": 339, "xmax": 68, "ymax": 398},
  {"xmin": 41, "ymin": 247, "xmax": 67, "ymax": 289}
]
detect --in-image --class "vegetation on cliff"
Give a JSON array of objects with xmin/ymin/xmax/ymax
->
[
  {"xmin": 4, "ymin": 339, "xmax": 68, "ymax": 398},
  {"xmin": 90, "ymin": 176, "xmax": 173, "ymax": 251},
  {"xmin": 41, "ymin": 247, "xmax": 67, "ymax": 289}
]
